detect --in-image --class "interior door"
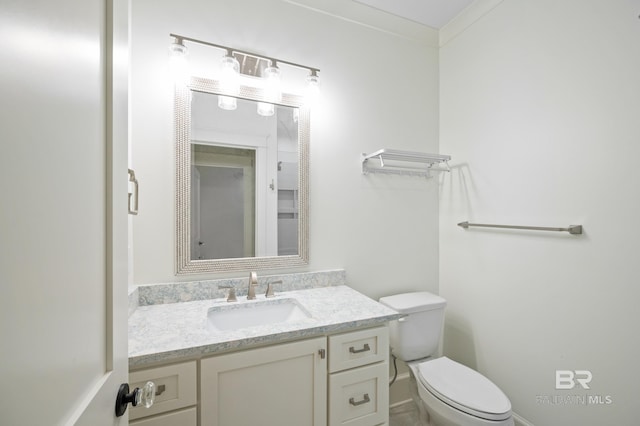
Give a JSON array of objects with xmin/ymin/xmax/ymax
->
[
  {"xmin": 191, "ymin": 145, "xmax": 257, "ymax": 259},
  {"xmin": 0, "ymin": 0, "xmax": 130, "ymax": 424}
]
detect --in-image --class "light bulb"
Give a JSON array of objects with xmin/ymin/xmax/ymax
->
[
  {"xmin": 263, "ymin": 63, "xmax": 282, "ymax": 103},
  {"xmin": 218, "ymin": 95, "xmax": 237, "ymax": 111},
  {"xmin": 257, "ymin": 102, "xmax": 274, "ymax": 117},
  {"xmin": 220, "ymin": 51, "xmax": 240, "ymax": 96},
  {"xmin": 305, "ymin": 71, "xmax": 320, "ymax": 107},
  {"xmin": 168, "ymin": 39, "xmax": 189, "ymax": 85}
]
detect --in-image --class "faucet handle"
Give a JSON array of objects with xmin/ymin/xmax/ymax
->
[
  {"xmin": 265, "ymin": 280, "xmax": 282, "ymax": 298},
  {"xmin": 218, "ymin": 285, "xmax": 237, "ymax": 302}
]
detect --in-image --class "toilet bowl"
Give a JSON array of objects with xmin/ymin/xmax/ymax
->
[
  {"xmin": 408, "ymin": 357, "xmax": 514, "ymax": 426},
  {"xmin": 379, "ymin": 292, "xmax": 514, "ymax": 426}
]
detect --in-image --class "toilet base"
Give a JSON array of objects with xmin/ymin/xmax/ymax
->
[{"xmin": 408, "ymin": 369, "xmax": 431, "ymax": 425}]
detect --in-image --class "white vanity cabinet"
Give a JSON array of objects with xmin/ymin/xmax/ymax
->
[
  {"xmin": 130, "ymin": 326, "xmax": 389, "ymax": 426},
  {"xmin": 328, "ymin": 327, "xmax": 389, "ymax": 426},
  {"xmin": 129, "ymin": 361, "xmax": 197, "ymax": 426},
  {"xmin": 201, "ymin": 336, "xmax": 328, "ymax": 426}
]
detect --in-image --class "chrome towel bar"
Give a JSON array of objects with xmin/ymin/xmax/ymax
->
[{"xmin": 457, "ymin": 221, "xmax": 583, "ymax": 235}]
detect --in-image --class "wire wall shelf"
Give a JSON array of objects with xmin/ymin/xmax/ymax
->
[{"xmin": 361, "ymin": 149, "xmax": 451, "ymax": 178}]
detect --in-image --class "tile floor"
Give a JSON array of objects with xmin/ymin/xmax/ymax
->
[{"xmin": 389, "ymin": 401, "xmax": 423, "ymax": 426}]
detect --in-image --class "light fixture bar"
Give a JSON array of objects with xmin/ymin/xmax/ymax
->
[{"xmin": 169, "ymin": 33, "xmax": 320, "ymax": 75}]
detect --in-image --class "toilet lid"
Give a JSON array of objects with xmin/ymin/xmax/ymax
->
[{"xmin": 418, "ymin": 357, "xmax": 511, "ymax": 421}]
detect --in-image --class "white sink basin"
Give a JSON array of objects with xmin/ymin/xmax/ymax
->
[{"xmin": 207, "ymin": 298, "xmax": 311, "ymax": 332}]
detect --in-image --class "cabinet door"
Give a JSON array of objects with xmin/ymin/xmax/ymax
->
[{"xmin": 201, "ymin": 337, "xmax": 327, "ymax": 426}]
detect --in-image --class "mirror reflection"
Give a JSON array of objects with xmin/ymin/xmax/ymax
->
[
  {"xmin": 190, "ymin": 92, "xmax": 299, "ymax": 260},
  {"xmin": 175, "ymin": 79, "xmax": 308, "ymax": 274},
  {"xmin": 191, "ymin": 144, "xmax": 256, "ymax": 259}
]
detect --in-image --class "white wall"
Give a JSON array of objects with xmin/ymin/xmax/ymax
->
[
  {"xmin": 439, "ymin": 1, "xmax": 640, "ymax": 424},
  {"xmin": 131, "ymin": 0, "xmax": 440, "ymax": 299}
]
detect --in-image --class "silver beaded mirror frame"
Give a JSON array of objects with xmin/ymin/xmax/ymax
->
[{"xmin": 175, "ymin": 76, "xmax": 309, "ymax": 274}]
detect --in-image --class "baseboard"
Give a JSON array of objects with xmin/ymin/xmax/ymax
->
[
  {"xmin": 389, "ymin": 372, "xmax": 412, "ymax": 407},
  {"xmin": 513, "ymin": 412, "xmax": 535, "ymax": 426},
  {"xmin": 389, "ymin": 398, "xmax": 413, "ymax": 409}
]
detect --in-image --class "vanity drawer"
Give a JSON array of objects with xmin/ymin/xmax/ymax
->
[
  {"xmin": 329, "ymin": 326, "xmax": 388, "ymax": 372},
  {"xmin": 328, "ymin": 362, "xmax": 389, "ymax": 426},
  {"xmin": 129, "ymin": 361, "xmax": 197, "ymax": 420},
  {"xmin": 129, "ymin": 407, "xmax": 196, "ymax": 426}
]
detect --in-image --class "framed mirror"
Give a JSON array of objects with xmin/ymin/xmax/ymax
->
[{"xmin": 175, "ymin": 76, "xmax": 309, "ymax": 274}]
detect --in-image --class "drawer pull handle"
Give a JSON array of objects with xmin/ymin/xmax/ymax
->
[
  {"xmin": 349, "ymin": 393, "xmax": 370, "ymax": 406},
  {"xmin": 155, "ymin": 384, "xmax": 166, "ymax": 396},
  {"xmin": 349, "ymin": 343, "xmax": 370, "ymax": 354}
]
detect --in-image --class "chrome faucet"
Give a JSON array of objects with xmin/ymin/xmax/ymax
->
[{"xmin": 247, "ymin": 272, "xmax": 258, "ymax": 300}]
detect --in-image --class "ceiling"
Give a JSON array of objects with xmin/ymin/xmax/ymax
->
[{"xmin": 353, "ymin": 0, "xmax": 475, "ymax": 29}]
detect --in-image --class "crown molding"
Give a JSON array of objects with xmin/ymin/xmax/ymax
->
[
  {"xmin": 283, "ymin": 0, "xmax": 439, "ymax": 47},
  {"xmin": 439, "ymin": 0, "xmax": 505, "ymax": 47}
]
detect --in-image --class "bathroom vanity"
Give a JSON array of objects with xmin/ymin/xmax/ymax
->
[{"xmin": 127, "ymin": 278, "xmax": 400, "ymax": 426}]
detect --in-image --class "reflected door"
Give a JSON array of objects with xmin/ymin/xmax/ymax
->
[{"xmin": 191, "ymin": 145, "xmax": 256, "ymax": 260}]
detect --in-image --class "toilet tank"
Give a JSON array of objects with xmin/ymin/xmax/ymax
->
[{"xmin": 379, "ymin": 292, "xmax": 447, "ymax": 362}]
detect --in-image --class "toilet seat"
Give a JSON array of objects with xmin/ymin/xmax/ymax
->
[{"xmin": 417, "ymin": 357, "xmax": 512, "ymax": 421}]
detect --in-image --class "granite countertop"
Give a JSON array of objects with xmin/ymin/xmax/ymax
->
[{"xmin": 129, "ymin": 285, "xmax": 401, "ymax": 368}]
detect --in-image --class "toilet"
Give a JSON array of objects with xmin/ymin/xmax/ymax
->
[{"xmin": 379, "ymin": 292, "xmax": 514, "ymax": 426}]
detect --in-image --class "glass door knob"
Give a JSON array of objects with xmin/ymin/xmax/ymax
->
[{"xmin": 115, "ymin": 381, "xmax": 155, "ymax": 417}]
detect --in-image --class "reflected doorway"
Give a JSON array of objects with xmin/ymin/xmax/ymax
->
[{"xmin": 191, "ymin": 145, "xmax": 256, "ymax": 260}]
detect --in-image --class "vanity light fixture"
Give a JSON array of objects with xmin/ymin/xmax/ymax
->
[
  {"xmin": 168, "ymin": 33, "xmax": 320, "ymax": 110},
  {"xmin": 256, "ymin": 102, "xmax": 275, "ymax": 117},
  {"xmin": 218, "ymin": 49, "xmax": 240, "ymax": 110},
  {"xmin": 257, "ymin": 60, "xmax": 281, "ymax": 116},
  {"xmin": 305, "ymin": 69, "xmax": 320, "ymax": 106},
  {"xmin": 218, "ymin": 95, "xmax": 238, "ymax": 111},
  {"xmin": 168, "ymin": 37, "xmax": 189, "ymax": 85},
  {"xmin": 263, "ymin": 61, "xmax": 282, "ymax": 103}
]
